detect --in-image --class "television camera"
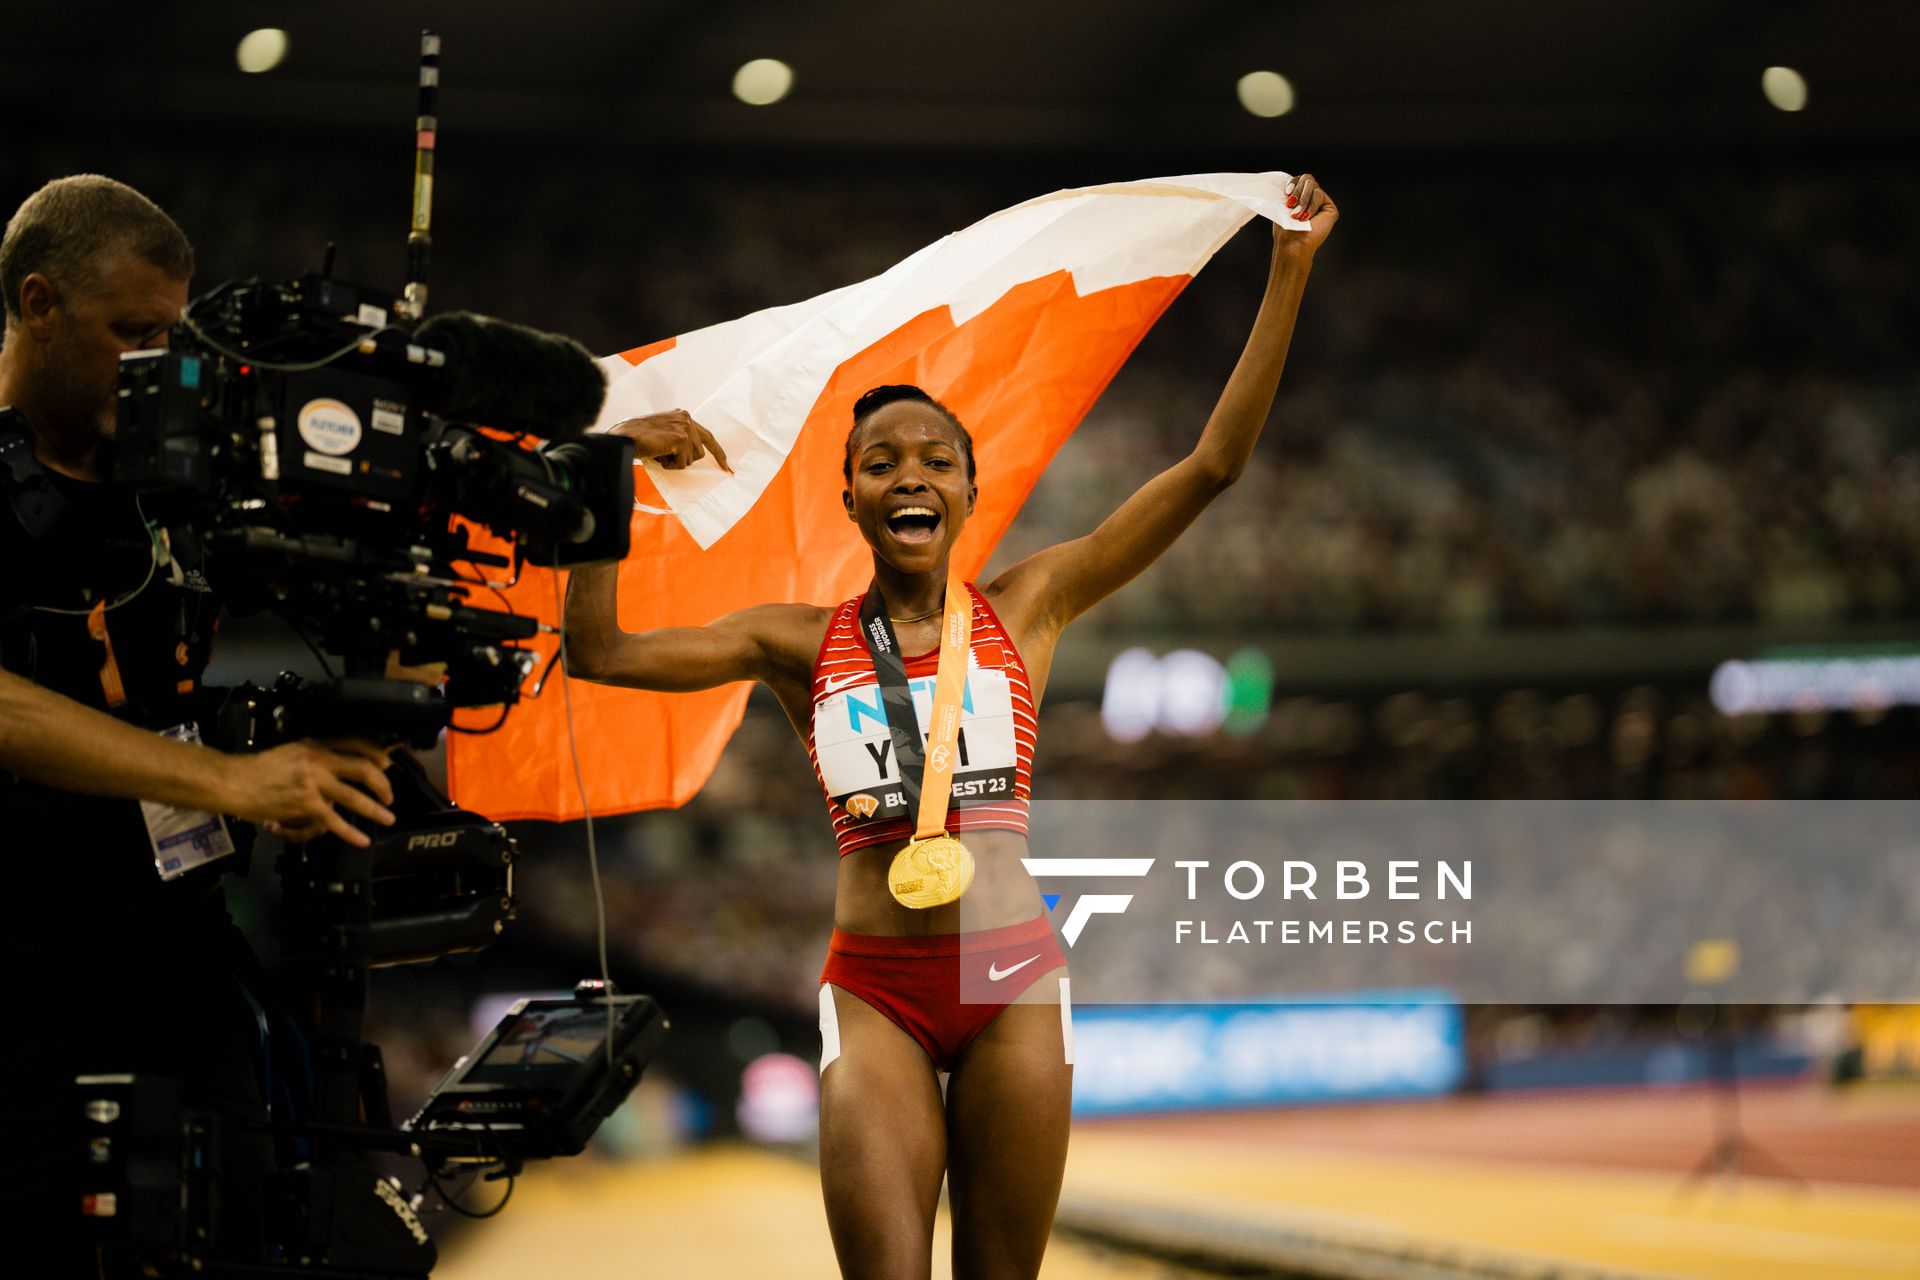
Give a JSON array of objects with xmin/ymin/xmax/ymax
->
[
  {"xmin": 114, "ymin": 270, "xmax": 633, "ymax": 730},
  {"xmin": 76, "ymin": 31, "xmax": 669, "ymax": 1278}
]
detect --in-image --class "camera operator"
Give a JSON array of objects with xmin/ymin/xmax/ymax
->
[{"xmin": 0, "ymin": 176, "xmax": 399, "ymax": 1261}]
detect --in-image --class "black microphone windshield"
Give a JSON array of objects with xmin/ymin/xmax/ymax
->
[{"xmin": 414, "ymin": 311, "xmax": 607, "ymax": 438}]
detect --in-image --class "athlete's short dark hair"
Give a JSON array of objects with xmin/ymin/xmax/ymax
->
[
  {"xmin": 844, "ymin": 384, "xmax": 977, "ymax": 484},
  {"xmin": 0, "ymin": 175, "xmax": 194, "ymax": 327}
]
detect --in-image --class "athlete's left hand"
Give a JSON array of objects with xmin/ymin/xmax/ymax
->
[{"xmin": 1273, "ymin": 172, "xmax": 1338, "ymax": 259}]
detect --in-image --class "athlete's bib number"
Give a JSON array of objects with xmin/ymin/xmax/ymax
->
[{"xmin": 814, "ymin": 668, "xmax": 1017, "ymax": 822}]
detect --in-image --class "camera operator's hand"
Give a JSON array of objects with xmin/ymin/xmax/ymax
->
[
  {"xmin": 2, "ymin": 672, "xmax": 396, "ymax": 848},
  {"xmin": 384, "ymin": 649, "xmax": 448, "ymax": 687},
  {"xmin": 225, "ymin": 739, "xmax": 396, "ymax": 848},
  {"xmin": 606, "ymin": 410, "xmax": 732, "ymax": 473}
]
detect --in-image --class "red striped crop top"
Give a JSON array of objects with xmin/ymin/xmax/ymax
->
[{"xmin": 806, "ymin": 582, "xmax": 1036, "ymax": 857}]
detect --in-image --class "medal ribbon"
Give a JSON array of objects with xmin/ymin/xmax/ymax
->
[{"xmin": 856, "ymin": 576, "xmax": 972, "ymax": 840}]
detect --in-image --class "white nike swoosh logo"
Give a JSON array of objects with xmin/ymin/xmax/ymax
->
[
  {"xmin": 987, "ymin": 955, "xmax": 1040, "ymax": 982},
  {"xmin": 820, "ymin": 671, "xmax": 873, "ymax": 696}
]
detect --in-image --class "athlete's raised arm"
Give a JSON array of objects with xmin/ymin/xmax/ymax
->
[
  {"xmin": 993, "ymin": 174, "xmax": 1338, "ymax": 631},
  {"xmin": 562, "ymin": 413, "xmax": 822, "ymax": 692}
]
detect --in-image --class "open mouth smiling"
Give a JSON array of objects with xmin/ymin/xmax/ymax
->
[{"xmin": 885, "ymin": 505, "xmax": 942, "ymax": 545}]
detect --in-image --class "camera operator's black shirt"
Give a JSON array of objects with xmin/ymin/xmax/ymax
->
[
  {"xmin": 0, "ymin": 421, "xmax": 272, "ymax": 1239},
  {"xmin": 0, "ymin": 453, "xmax": 227, "ymax": 952}
]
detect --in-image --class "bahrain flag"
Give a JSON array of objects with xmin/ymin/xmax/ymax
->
[{"xmin": 448, "ymin": 172, "xmax": 1301, "ymax": 820}]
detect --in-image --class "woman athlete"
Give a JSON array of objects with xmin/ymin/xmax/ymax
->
[{"xmin": 564, "ymin": 174, "xmax": 1336, "ymax": 1279}]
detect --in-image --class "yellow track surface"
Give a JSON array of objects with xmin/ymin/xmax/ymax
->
[
  {"xmin": 437, "ymin": 1124, "xmax": 1920, "ymax": 1278},
  {"xmin": 435, "ymin": 1144, "xmax": 1200, "ymax": 1279},
  {"xmin": 1067, "ymin": 1127, "xmax": 1920, "ymax": 1280}
]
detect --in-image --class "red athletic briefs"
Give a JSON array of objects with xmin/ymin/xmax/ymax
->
[{"xmin": 820, "ymin": 916, "xmax": 1067, "ymax": 1072}]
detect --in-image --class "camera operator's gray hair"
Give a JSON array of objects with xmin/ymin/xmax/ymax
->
[{"xmin": 0, "ymin": 175, "xmax": 194, "ymax": 327}]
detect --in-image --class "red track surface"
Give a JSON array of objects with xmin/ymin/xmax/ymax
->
[{"xmin": 1084, "ymin": 1082, "xmax": 1920, "ymax": 1189}]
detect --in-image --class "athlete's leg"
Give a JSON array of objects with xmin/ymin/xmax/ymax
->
[
  {"xmin": 943, "ymin": 971, "xmax": 1073, "ymax": 1280},
  {"xmin": 819, "ymin": 983, "xmax": 949, "ymax": 1280}
]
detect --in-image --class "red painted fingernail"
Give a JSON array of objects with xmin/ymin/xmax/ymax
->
[{"xmin": 1286, "ymin": 195, "xmax": 1297, "ymax": 208}]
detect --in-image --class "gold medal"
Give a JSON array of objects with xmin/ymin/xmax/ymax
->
[{"xmin": 887, "ymin": 834, "xmax": 977, "ymax": 910}]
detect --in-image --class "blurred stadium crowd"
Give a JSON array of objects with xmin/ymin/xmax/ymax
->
[
  {"xmin": 999, "ymin": 169, "xmax": 1920, "ymax": 634},
  {"xmin": 42, "ymin": 143, "xmax": 1915, "ymax": 632},
  {"xmin": 459, "ymin": 158, "xmax": 1920, "ymax": 634}
]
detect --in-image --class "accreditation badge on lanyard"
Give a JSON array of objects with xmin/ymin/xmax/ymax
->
[{"xmin": 141, "ymin": 723, "xmax": 237, "ymax": 881}]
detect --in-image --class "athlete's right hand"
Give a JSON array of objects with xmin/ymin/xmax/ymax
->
[
  {"xmin": 607, "ymin": 410, "xmax": 733, "ymax": 473},
  {"xmin": 222, "ymin": 738, "xmax": 397, "ymax": 848}
]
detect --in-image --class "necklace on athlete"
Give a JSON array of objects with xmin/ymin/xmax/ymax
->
[{"xmin": 888, "ymin": 605, "xmax": 943, "ymax": 625}]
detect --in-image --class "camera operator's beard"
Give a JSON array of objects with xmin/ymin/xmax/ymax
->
[{"xmin": 40, "ymin": 324, "xmax": 120, "ymax": 448}]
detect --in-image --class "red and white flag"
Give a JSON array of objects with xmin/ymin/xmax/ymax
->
[{"xmin": 448, "ymin": 172, "xmax": 1301, "ymax": 820}]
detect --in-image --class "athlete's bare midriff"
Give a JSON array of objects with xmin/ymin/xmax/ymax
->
[
  {"xmin": 763, "ymin": 579, "xmax": 1059, "ymax": 938},
  {"xmin": 832, "ymin": 829, "xmax": 1046, "ymax": 935}
]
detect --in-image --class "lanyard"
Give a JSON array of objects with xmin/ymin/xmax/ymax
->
[{"xmin": 856, "ymin": 576, "xmax": 971, "ymax": 840}]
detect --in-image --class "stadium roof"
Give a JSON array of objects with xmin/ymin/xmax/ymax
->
[{"xmin": 2, "ymin": 0, "xmax": 1914, "ymax": 152}]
